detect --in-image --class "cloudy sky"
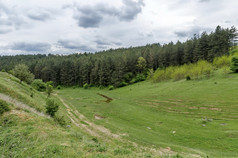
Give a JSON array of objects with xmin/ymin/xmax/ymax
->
[{"xmin": 0, "ymin": 0, "xmax": 237, "ymax": 55}]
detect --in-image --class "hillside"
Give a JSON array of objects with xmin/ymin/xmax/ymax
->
[
  {"xmin": 0, "ymin": 72, "xmax": 187, "ymax": 157},
  {"xmin": 1, "ymin": 60, "xmax": 238, "ymax": 157},
  {"xmin": 57, "ymin": 72, "xmax": 238, "ymax": 157}
]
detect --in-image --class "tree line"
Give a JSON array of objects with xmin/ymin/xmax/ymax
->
[{"xmin": 0, "ymin": 26, "xmax": 237, "ymax": 87}]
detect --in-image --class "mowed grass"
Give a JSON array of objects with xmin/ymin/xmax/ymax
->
[{"xmin": 58, "ymin": 73, "xmax": 238, "ymax": 157}]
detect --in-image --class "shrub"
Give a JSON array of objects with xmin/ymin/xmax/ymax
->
[
  {"xmin": 230, "ymin": 55, "xmax": 238, "ymax": 73},
  {"xmin": 0, "ymin": 100, "xmax": 10, "ymax": 115},
  {"xmin": 108, "ymin": 85, "xmax": 114, "ymax": 90},
  {"xmin": 57, "ymin": 85, "xmax": 61, "ymax": 90},
  {"xmin": 46, "ymin": 85, "xmax": 53, "ymax": 97},
  {"xmin": 1, "ymin": 69, "xmax": 6, "ymax": 72},
  {"xmin": 118, "ymin": 81, "xmax": 128, "ymax": 87},
  {"xmin": 46, "ymin": 99, "xmax": 59, "ymax": 117},
  {"xmin": 46, "ymin": 81, "xmax": 54, "ymax": 97},
  {"xmin": 99, "ymin": 85, "xmax": 104, "ymax": 89},
  {"xmin": 130, "ymin": 74, "xmax": 146, "ymax": 84},
  {"xmin": 147, "ymin": 69, "xmax": 154, "ymax": 79},
  {"xmin": 54, "ymin": 115, "xmax": 66, "ymax": 127},
  {"xmin": 213, "ymin": 55, "xmax": 231, "ymax": 68},
  {"xmin": 124, "ymin": 72, "xmax": 134, "ymax": 82},
  {"xmin": 83, "ymin": 83, "xmax": 89, "ymax": 89},
  {"xmin": 186, "ymin": 75, "xmax": 191, "ymax": 80},
  {"xmin": 31, "ymin": 79, "xmax": 46, "ymax": 92}
]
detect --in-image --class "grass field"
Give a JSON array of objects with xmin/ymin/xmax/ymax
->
[
  {"xmin": 58, "ymin": 72, "xmax": 238, "ymax": 157},
  {"xmin": 1, "ymin": 70, "xmax": 238, "ymax": 157},
  {"xmin": 0, "ymin": 72, "xmax": 182, "ymax": 157}
]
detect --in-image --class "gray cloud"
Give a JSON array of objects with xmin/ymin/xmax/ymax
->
[
  {"xmin": 199, "ymin": 0, "xmax": 210, "ymax": 2},
  {"xmin": 10, "ymin": 42, "xmax": 51, "ymax": 52},
  {"xmin": 58, "ymin": 39, "xmax": 95, "ymax": 52},
  {"xmin": 0, "ymin": 28, "xmax": 12, "ymax": 34},
  {"xmin": 71, "ymin": 0, "xmax": 145, "ymax": 28},
  {"xmin": 94, "ymin": 37, "xmax": 122, "ymax": 50},
  {"xmin": 0, "ymin": 1, "xmax": 25, "ymax": 29},
  {"xmin": 119, "ymin": 0, "xmax": 145, "ymax": 21},
  {"xmin": 74, "ymin": 12, "xmax": 103, "ymax": 28},
  {"xmin": 225, "ymin": 20, "xmax": 231, "ymax": 23},
  {"xmin": 174, "ymin": 26, "xmax": 213, "ymax": 38},
  {"xmin": 27, "ymin": 8, "xmax": 52, "ymax": 21}
]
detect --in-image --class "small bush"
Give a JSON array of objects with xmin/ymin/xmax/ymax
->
[
  {"xmin": 31, "ymin": 79, "xmax": 46, "ymax": 92},
  {"xmin": 83, "ymin": 83, "xmax": 89, "ymax": 89},
  {"xmin": 130, "ymin": 74, "xmax": 146, "ymax": 83},
  {"xmin": 99, "ymin": 85, "xmax": 104, "ymax": 89},
  {"xmin": 230, "ymin": 55, "xmax": 238, "ymax": 73},
  {"xmin": 46, "ymin": 84, "xmax": 53, "ymax": 97},
  {"xmin": 186, "ymin": 75, "xmax": 191, "ymax": 80},
  {"xmin": 0, "ymin": 100, "xmax": 10, "ymax": 115},
  {"xmin": 46, "ymin": 99, "xmax": 59, "ymax": 117},
  {"xmin": 57, "ymin": 85, "xmax": 61, "ymax": 90},
  {"xmin": 1, "ymin": 69, "xmax": 6, "ymax": 72},
  {"xmin": 118, "ymin": 81, "xmax": 128, "ymax": 87},
  {"xmin": 108, "ymin": 85, "xmax": 114, "ymax": 90},
  {"xmin": 124, "ymin": 72, "xmax": 134, "ymax": 82},
  {"xmin": 54, "ymin": 115, "xmax": 66, "ymax": 127}
]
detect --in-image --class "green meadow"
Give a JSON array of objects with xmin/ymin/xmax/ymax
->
[{"xmin": 58, "ymin": 72, "xmax": 238, "ymax": 157}]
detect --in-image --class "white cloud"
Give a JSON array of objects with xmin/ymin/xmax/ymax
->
[{"xmin": 0, "ymin": 0, "xmax": 238, "ymax": 55}]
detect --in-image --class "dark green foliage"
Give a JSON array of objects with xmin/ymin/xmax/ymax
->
[
  {"xmin": 1, "ymin": 69, "xmax": 5, "ymax": 72},
  {"xmin": 30, "ymin": 93, "xmax": 34, "ymax": 98},
  {"xmin": 11, "ymin": 64, "xmax": 34, "ymax": 84},
  {"xmin": 31, "ymin": 79, "xmax": 46, "ymax": 91},
  {"xmin": 118, "ymin": 81, "xmax": 128, "ymax": 87},
  {"xmin": 92, "ymin": 137, "xmax": 98, "ymax": 143},
  {"xmin": 230, "ymin": 56, "xmax": 238, "ymax": 72},
  {"xmin": 186, "ymin": 75, "xmax": 191, "ymax": 80},
  {"xmin": 46, "ymin": 99, "xmax": 59, "ymax": 117},
  {"xmin": 124, "ymin": 72, "xmax": 134, "ymax": 82},
  {"xmin": 0, "ymin": 26, "xmax": 236, "ymax": 87},
  {"xmin": 0, "ymin": 100, "xmax": 10, "ymax": 115},
  {"xmin": 83, "ymin": 83, "xmax": 89, "ymax": 89},
  {"xmin": 130, "ymin": 74, "xmax": 146, "ymax": 84},
  {"xmin": 108, "ymin": 85, "xmax": 114, "ymax": 90},
  {"xmin": 57, "ymin": 85, "xmax": 61, "ymax": 90},
  {"xmin": 54, "ymin": 115, "xmax": 66, "ymax": 127}
]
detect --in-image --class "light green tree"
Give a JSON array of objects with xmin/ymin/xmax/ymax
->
[
  {"xmin": 11, "ymin": 64, "xmax": 34, "ymax": 84},
  {"xmin": 136, "ymin": 57, "xmax": 147, "ymax": 73},
  {"xmin": 46, "ymin": 81, "xmax": 54, "ymax": 97}
]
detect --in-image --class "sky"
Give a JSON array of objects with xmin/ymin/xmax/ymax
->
[{"xmin": 0, "ymin": 0, "xmax": 237, "ymax": 55}]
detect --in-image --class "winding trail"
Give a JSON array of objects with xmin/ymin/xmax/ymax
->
[
  {"xmin": 55, "ymin": 93, "xmax": 121, "ymax": 139},
  {"xmin": 0, "ymin": 93, "xmax": 50, "ymax": 118}
]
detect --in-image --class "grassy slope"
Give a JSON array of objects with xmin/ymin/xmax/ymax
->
[
  {"xmin": 1, "ymin": 72, "xmax": 175, "ymax": 158},
  {"xmin": 58, "ymin": 72, "xmax": 238, "ymax": 157}
]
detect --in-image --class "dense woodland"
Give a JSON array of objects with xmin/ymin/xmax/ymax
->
[{"xmin": 0, "ymin": 26, "xmax": 237, "ymax": 87}]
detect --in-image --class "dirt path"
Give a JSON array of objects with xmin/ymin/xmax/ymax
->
[
  {"xmin": 55, "ymin": 94, "xmax": 120, "ymax": 138},
  {"xmin": 0, "ymin": 93, "xmax": 50, "ymax": 118},
  {"xmin": 97, "ymin": 93, "xmax": 113, "ymax": 103}
]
